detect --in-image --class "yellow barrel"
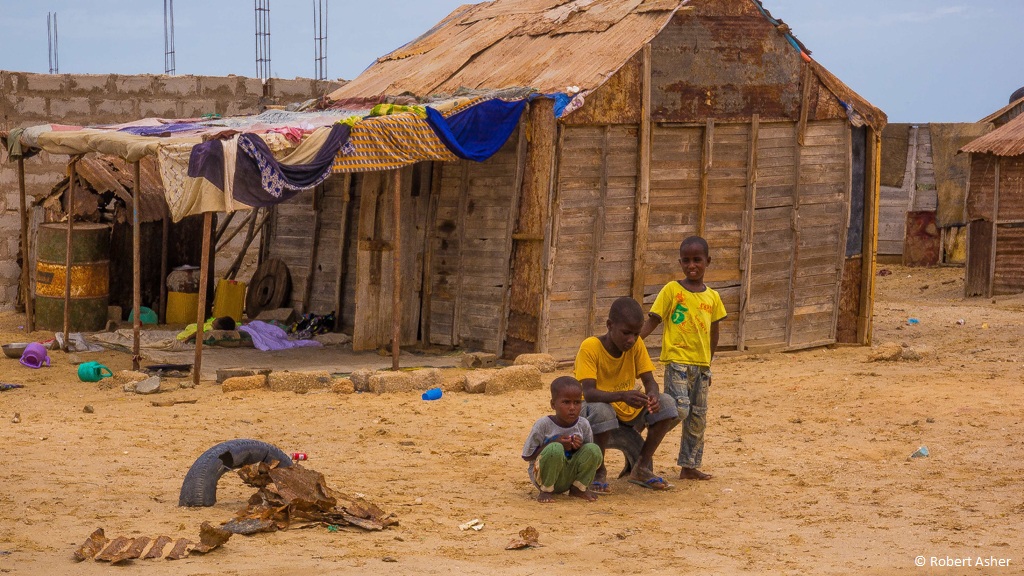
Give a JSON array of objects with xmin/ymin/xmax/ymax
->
[
  {"xmin": 212, "ymin": 279, "xmax": 246, "ymax": 322},
  {"xmin": 166, "ymin": 291, "xmax": 199, "ymax": 324},
  {"xmin": 35, "ymin": 222, "xmax": 110, "ymax": 332}
]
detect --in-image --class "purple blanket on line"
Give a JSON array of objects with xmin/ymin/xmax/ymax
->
[{"xmin": 238, "ymin": 320, "xmax": 322, "ymax": 352}]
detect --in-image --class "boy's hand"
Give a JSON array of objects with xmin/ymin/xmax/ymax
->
[
  {"xmin": 558, "ymin": 435, "xmax": 582, "ymax": 451},
  {"xmin": 646, "ymin": 393, "xmax": 661, "ymax": 413},
  {"xmin": 620, "ymin": 390, "xmax": 649, "ymax": 408}
]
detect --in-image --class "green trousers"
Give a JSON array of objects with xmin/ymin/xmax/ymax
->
[{"xmin": 534, "ymin": 442, "xmax": 602, "ymax": 493}]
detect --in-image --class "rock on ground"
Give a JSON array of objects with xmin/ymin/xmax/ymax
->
[
  {"xmin": 485, "ymin": 365, "xmax": 542, "ymax": 395},
  {"xmin": 513, "ymin": 353, "xmax": 558, "ymax": 373},
  {"xmin": 222, "ymin": 375, "xmax": 268, "ymax": 392}
]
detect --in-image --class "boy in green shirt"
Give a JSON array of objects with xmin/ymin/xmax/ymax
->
[{"xmin": 641, "ymin": 236, "xmax": 727, "ymax": 480}]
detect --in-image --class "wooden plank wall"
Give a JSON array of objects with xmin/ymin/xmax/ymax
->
[
  {"xmin": 427, "ymin": 133, "xmax": 520, "ymax": 352},
  {"xmin": 992, "ymin": 156, "xmax": 1024, "ymax": 295},
  {"xmin": 878, "ymin": 126, "xmax": 917, "ymax": 255},
  {"xmin": 545, "ymin": 125, "xmax": 638, "ymax": 360},
  {"xmin": 911, "ymin": 126, "xmax": 937, "ymax": 212}
]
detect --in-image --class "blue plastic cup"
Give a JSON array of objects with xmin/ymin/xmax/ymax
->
[{"xmin": 421, "ymin": 387, "xmax": 442, "ymax": 401}]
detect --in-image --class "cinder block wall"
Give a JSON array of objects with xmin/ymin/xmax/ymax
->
[{"xmin": 0, "ymin": 71, "xmax": 343, "ymax": 310}]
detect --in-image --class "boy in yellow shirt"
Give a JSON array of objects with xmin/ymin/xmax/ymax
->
[
  {"xmin": 575, "ymin": 297, "xmax": 679, "ymax": 491},
  {"xmin": 641, "ymin": 236, "xmax": 727, "ymax": 480}
]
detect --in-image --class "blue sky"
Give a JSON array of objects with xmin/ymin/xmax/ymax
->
[{"xmin": 0, "ymin": 0, "xmax": 1021, "ymax": 123}]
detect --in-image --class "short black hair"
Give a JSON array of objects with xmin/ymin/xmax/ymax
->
[
  {"xmin": 608, "ymin": 296, "xmax": 644, "ymax": 325},
  {"xmin": 679, "ymin": 236, "xmax": 709, "ymax": 257},
  {"xmin": 550, "ymin": 376, "xmax": 582, "ymax": 399}
]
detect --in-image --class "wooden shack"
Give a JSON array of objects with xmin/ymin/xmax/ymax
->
[
  {"xmin": 962, "ymin": 99, "xmax": 1024, "ymax": 296},
  {"xmin": 271, "ymin": 0, "xmax": 887, "ymax": 359}
]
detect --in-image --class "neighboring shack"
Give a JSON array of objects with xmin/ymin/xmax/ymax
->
[
  {"xmin": 276, "ymin": 0, "xmax": 887, "ymax": 359},
  {"xmin": 962, "ymin": 94, "xmax": 1024, "ymax": 296}
]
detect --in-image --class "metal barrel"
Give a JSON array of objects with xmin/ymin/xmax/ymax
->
[{"xmin": 34, "ymin": 222, "xmax": 111, "ymax": 332}]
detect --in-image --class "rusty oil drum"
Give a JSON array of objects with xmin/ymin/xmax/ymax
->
[{"xmin": 35, "ymin": 223, "xmax": 111, "ymax": 332}]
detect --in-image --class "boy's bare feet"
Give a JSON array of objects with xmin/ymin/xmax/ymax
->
[
  {"xmin": 569, "ymin": 486, "xmax": 598, "ymax": 502},
  {"xmin": 537, "ymin": 492, "xmax": 555, "ymax": 503},
  {"xmin": 679, "ymin": 468, "xmax": 713, "ymax": 480}
]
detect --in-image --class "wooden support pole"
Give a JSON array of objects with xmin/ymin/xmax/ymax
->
[
  {"xmin": 213, "ymin": 211, "xmax": 236, "ymax": 245},
  {"xmin": 391, "ymin": 169, "xmax": 402, "ymax": 371},
  {"xmin": 420, "ymin": 167, "xmax": 440, "ymax": 343},
  {"xmin": 304, "ymin": 188, "xmax": 324, "ymax": 313},
  {"xmin": 737, "ymin": 115, "xmax": 759, "ymax": 351},
  {"xmin": 830, "ymin": 125, "xmax": 854, "ymax": 342},
  {"xmin": 698, "ymin": 118, "xmax": 714, "ymax": 237},
  {"xmin": 215, "ymin": 209, "xmax": 255, "ymax": 253},
  {"xmin": 631, "ymin": 44, "xmax": 653, "ymax": 304},
  {"xmin": 63, "ymin": 156, "xmax": 80, "ymax": 351},
  {"xmin": 132, "ymin": 161, "xmax": 142, "ymax": 370},
  {"xmin": 497, "ymin": 121, "xmax": 528, "ymax": 358},
  {"xmin": 193, "ymin": 212, "xmax": 213, "ymax": 387},
  {"xmin": 225, "ymin": 208, "xmax": 271, "ymax": 280},
  {"xmin": 857, "ymin": 130, "xmax": 882, "ymax": 345},
  {"xmin": 587, "ymin": 126, "xmax": 610, "ymax": 332},
  {"xmin": 333, "ymin": 173, "xmax": 352, "ymax": 331},
  {"xmin": 786, "ymin": 67, "xmax": 813, "ymax": 348},
  {"xmin": 988, "ymin": 157, "xmax": 1001, "ymax": 298},
  {"xmin": 451, "ymin": 162, "xmax": 470, "ymax": 346},
  {"xmin": 537, "ymin": 126, "xmax": 564, "ymax": 353},
  {"xmin": 17, "ymin": 158, "xmax": 34, "ymax": 332},
  {"xmin": 159, "ymin": 213, "xmax": 169, "ymax": 324}
]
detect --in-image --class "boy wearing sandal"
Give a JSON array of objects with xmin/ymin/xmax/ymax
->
[
  {"xmin": 575, "ymin": 297, "xmax": 680, "ymax": 492},
  {"xmin": 522, "ymin": 376, "xmax": 603, "ymax": 503},
  {"xmin": 641, "ymin": 236, "xmax": 726, "ymax": 481}
]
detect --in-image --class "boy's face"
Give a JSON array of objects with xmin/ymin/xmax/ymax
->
[
  {"xmin": 606, "ymin": 317, "xmax": 643, "ymax": 353},
  {"xmin": 679, "ymin": 243, "xmax": 710, "ymax": 283},
  {"xmin": 551, "ymin": 386, "xmax": 584, "ymax": 426}
]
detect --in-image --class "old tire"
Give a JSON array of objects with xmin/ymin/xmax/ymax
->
[
  {"xmin": 178, "ymin": 439, "xmax": 292, "ymax": 507},
  {"xmin": 245, "ymin": 259, "xmax": 291, "ymax": 318}
]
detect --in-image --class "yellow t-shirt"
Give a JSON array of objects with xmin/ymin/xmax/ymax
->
[
  {"xmin": 573, "ymin": 336, "xmax": 655, "ymax": 421},
  {"xmin": 650, "ymin": 281, "xmax": 727, "ymax": 367}
]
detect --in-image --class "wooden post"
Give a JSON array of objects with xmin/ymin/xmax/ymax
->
[
  {"xmin": 537, "ymin": 126, "xmax": 564, "ymax": 353},
  {"xmin": 334, "ymin": 173, "xmax": 352, "ymax": 331},
  {"xmin": 63, "ymin": 156, "xmax": 80, "ymax": 351},
  {"xmin": 988, "ymin": 157, "xmax": 1001, "ymax": 298},
  {"xmin": 225, "ymin": 208, "xmax": 271, "ymax": 280},
  {"xmin": 497, "ymin": 121, "xmax": 528, "ymax": 358},
  {"xmin": 193, "ymin": 212, "xmax": 213, "ymax": 387},
  {"xmin": 786, "ymin": 67, "xmax": 813, "ymax": 348},
  {"xmin": 214, "ymin": 209, "xmax": 255, "ymax": 252},
  {"xmin": 304, "ymin": 187, "xmax": 324, "ymax": 313},
  {"xmin": 631, "ymin": 44, "xmax": 653, "ymax": 304},
  {"xmin": 420, "ymin": 167, "xmax": 441, "ymax": 344},
  {"xmin": 698, "ymin": 119, "xmax": 714, "ymax": 237},
  {"xmin": 132, "ymin": 161, "xmax": 142, "ymax": 370},
  {"xmin": 213, "ymin": 211, "xmax": 236, "ymax": 246},
  {"xmin": 797, "ymin": 63, "xmax": 812, "ymax": 147},
  {"xmin": 17, "ymin": 158, "xmax": 34, "ymax": 332},
  {"xmin": 451, "ymin": 162, "xmax": 470, "ymax": 346},
  {"xmin": 159, "ymin": 213, "xmax": 168, "ymax": 324},
  {"xmin": 391, "ymin": 169, "xmax": 402, "ymax": 370},
  {"xmin": 857, "ymin": 130, "xmax": 882, "ymax": 345},
  {"xmin": 737, "ymin": 115, "xmax": 760, "ymax": 351},
  {"xmin": 830, "ymin": 125, "xmax": 854, "ymax": 341},
  {"xmin": 587, "ymin": 126, "xmax": 610, "ymax": 332}
]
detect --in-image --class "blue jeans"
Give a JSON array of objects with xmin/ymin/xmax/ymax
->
[{"xmin": 663, "ymin": 363, "xmax": 710, "ymax": 468}]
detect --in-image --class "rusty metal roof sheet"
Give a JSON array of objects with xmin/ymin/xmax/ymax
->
[
  {"xmin": 328, "ymin": 0, "xmax": 687, "ymax": 100},
  {"xmin": 960, "ymin": 112, "xmax": 1024, "ymax": 157},
  {"xmin": 45, "ymin": 155, "xmax": 169, "ymax": 223}
]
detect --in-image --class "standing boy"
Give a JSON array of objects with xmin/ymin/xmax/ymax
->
[
  {"xmin": 522, "ymin": 376, "xmax": 603, "ymax": 503},
  {"xmin": 575, "ymin": 297, "xmax": 679, "ymax": 491},
  {"xmin": 641, "ymin": 236, "xmax": 727, "ymax": 480}
]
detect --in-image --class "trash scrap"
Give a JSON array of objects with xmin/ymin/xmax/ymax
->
[
  {"xmin": 0, "ymin": 383, "xmax": 24, "ymax": 391},
  {"xmin": 910, "ymin": 446, "xmax": 929, "ymax": 459},
  {"xmin": 226, "ymin": 461, "xmax": 398, "ymax": 534},
  {"xmin": 74, "ymin": 523, "xmax": 231, "ymax": 564},
  {"xmin": 506, "ymin": 526, "xmax": 542, "ymax": 550},
  {"xmin": 459, "ymin": 518, "xmax": 484, "ymax": 531}
]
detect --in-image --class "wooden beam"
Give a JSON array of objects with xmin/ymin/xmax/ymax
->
[
  {"xmin": 63, "ymin": 156, "xmax": 80, "ymax": 351},
  {"xmin": 451, "ymin": 162, "xmax": 470, "ymax": 346},
  {"xmin": 333, "ymin": 173, "xmax": 352, "ymax": 331},
  {"xmin": 785, "ymin": 133, "xmax": 806, "ymax": 346},
  {"xmin": 193, "ymin": 212, "xmax": 213, "ymax": 387},
  {"xmin": 737, "ymin": 114, "xmax": 759, "ymax": 351},
  {"xmin": 698, "ymin": 118, "xmax": 714, "ymax": 237},
  {"xmin": 538, "ymin": 125, "xmax": 564, "ymax": 353},
  {"xmin": 587, "ymin": 126, "xmax": 611, "ymax": 332},
  {"xmin": 830, "ymin": 125, "xmax": 854, "ymax": 342},
  {"xmin": 16, "ymin": 158, "xmax": 34, "ymax": 332},
  {"xmin": 857, "ymin": 130, "xmax": 882, "ymax": 345},
  {"xmin": 420, "ymin": 166, "xmax": 441, "ymax": 344},
  {"xmin": 213, "ymin": 211, "xmax": 236, "ymax": 246},
  {"xmin": 497, "ymin": 120, "xmax": 528, "ymax": 358},
  {"xmin": 797, "ymin": 62, "xmax": 812, "ymax": 146},
  {"xmin": 132, "ymin": 161, "xmax": 142, "ymax": 370},
  {"xmin": 391, "ymin": 169, "xmax": 402, "ymax": 370},
  {"xmin": 988, "ymin": 157, "xmax": 1001, "ymax": 298},
  {"xmin": 214, "ymin": 209, "xmax": 255, "ymax": 253},
  {"xmin": 631, "ymin": 43, "xmax": 652, "ymax": 304},
  {"xmin": 225, "ymin": 208, "xmax": 270, "ymax": 280},
  {"xmin": 304, "ymin": 186, "xmax": 324, "ymax": 313}
]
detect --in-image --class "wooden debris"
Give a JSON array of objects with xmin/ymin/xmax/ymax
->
[{"xmin": 506, "ymin": 526, "xmax": 541, "ymax": 550}]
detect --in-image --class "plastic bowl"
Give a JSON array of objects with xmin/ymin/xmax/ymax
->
[{"xmin": 2, "ymin": 343, "xmax": 30, "ymax": 359}]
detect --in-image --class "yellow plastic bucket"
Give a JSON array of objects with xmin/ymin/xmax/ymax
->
[
  {"xmin": 166, "ymin": 291, "xmax": 199, "ymax": 324},
  {"xmin": 212, "ymin": 279, "xmax": 247, "ymax": 322}
]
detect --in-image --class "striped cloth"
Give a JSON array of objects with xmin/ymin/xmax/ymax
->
[{"xmin": 331, "ymin": 113, "xmax": 458, "ymax": 173}]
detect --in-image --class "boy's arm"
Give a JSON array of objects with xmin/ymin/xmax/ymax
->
[
  {"xmin": 640, "ymin": 313, "xmax": 661, "ymax": 340},
  {"xmin": 710, "ymin": 319, "xmax": 721, "ymax": 362},
  {"xmin": 523, "ymin": 434, "xmax": 575, "ymax": 461},
  {"xmin": 581, "ymin": 378, "xmax": 645, "ymax": 406}
]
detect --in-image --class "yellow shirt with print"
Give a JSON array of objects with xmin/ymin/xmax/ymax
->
[
  {"xmin": 574, "ymin": 336, "xmax": 656, "ymax": 421},
  {"xmin": 650, "ymin": 281, "xmax": 727, "ymax": 367}
]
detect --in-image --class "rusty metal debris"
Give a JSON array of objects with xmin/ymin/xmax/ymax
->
[
  {"xmin": 505, "ymin": 526, "xmax": 542, "ymax": 550},
  {"xmin": 73, "ymin": 523, "xmax": 231, "ymax": 564},
  {"xmin": 228, "ymin": 461, "xmax": 398, "ymax": 533}
]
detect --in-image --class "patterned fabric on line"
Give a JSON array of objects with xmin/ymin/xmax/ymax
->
[{"xmin": 331, "ymin": 114, "xmax": 458, "ymax": 173}]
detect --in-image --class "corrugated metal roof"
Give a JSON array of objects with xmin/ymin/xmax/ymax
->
[
  {"xmin": 44, "ymin": 155, "xmax": 169, "ymax": 223},
  {"xmin": 328, "ymin": 0, "xmax": 687, "ymax": 100},
  {"xmin": 960, "ymin": 113, "xmax": 1024, "ymax": 157}
]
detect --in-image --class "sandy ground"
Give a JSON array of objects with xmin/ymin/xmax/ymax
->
[{"xmin": 0, "ymin": 264, "xmax": 1021, "ymax": 575}]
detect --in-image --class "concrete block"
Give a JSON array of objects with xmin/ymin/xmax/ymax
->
[
  {"xmin": 513, "ymin": 353, "xmax": 558, "ymax": 373},
  {"xmin": 222, "ymin": 375, "xmax": 268, "ymax": 392},
  {"xmin": 134, "ymin": 376, "xmax": 161, "ymax": 394},
  {"xmin": 868, "ymin": 342, "xmax": 903, "ymax": 362},
  {"xmin": 66, "ymin": 75, "xmax": 112, "ymax": 94},
  {"xmin": 24, "ymin": 73, "xmax": 66, "ymax": 93},
  {"xmin": 350, "ymin": 368, "xmax": 373, "ymax": 392},
  {"xmin": 216, "ymin": 367, "xmax": 272, "ymax": 383},
  {"xmin": 485, "ymin": 365, "xmax": 542, "ymax": 395},
  {"xmin": 331, "ymin": 378, "xmax": 355, "ymax": 394},
  {"xmin": 460, "ymin": 352, "xmax": 498, "ymax": 369},
  {"xmin": 463, "ymin": 369, "xmax": 497, "ymax": 394},
  {"xmin": 368, "ymin": 371, "xmax": 416, "ymax": 394},
  {"xmin": 48, "ymin": 96, "xmax": 92, "ymax": 118},
  {"xmin": 236, "ymin": 77, "xmax": 265, "ymax": 97},
  {"xmin": 14, "ymin": 96, "xmax": 47, "ymax": 116},
  {"xmin": 180, "ymin": 99, "xmax": 224, "ymax": 118},
  {"xmin": 94, "ymin": 99, "xmax": 137, "ymax": 120},
  {"xmin": 408, "ymin": 368, "xmax": 442, "ymax": 391},
  {"xmin": 139, "ymin": 99, "xmax": 178, "ymax": 118},
  {"xmin": 113, "ymin": 75, "xmax": 156, "ymax": 94},
  {"xmin": 0, "ymin": 261, "xmax": 19, "ymax": 280},
  {"xmin": 154, "ymin": 76, "xmax": 199, "ymax": 96},
  {"xmin": 268, "ymin": 370, "xmax": 333, "ymax": 393},
  {"xmin": 199, "ymin": 76, "xmax": 238, "ymax": 97}
]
